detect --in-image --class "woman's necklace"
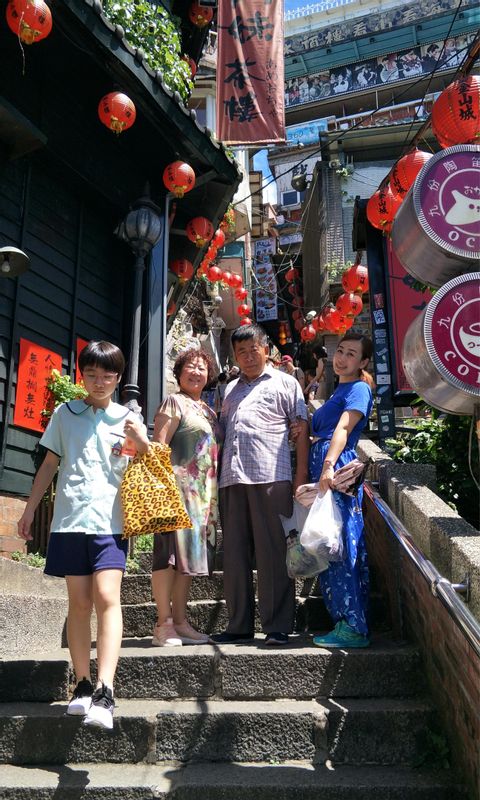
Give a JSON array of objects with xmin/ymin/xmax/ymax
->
[{"xmin": 180, "ymin": 392, "xmax": 213, "ymax": 422}]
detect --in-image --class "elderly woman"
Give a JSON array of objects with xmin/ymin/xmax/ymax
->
[{"xmin": 151, "ymin": 348, "xmax": 221, "ymax": 646}]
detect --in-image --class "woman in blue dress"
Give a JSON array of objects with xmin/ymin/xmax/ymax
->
[{"xmin": 309, "ymin": 333, "xmax": 373, "ymax": 648}]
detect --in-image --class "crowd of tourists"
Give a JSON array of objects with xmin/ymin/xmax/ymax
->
[{"xmin": 17, "ymin": 324, "xmax": 374, "ymax": 730}]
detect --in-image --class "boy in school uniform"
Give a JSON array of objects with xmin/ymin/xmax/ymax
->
[{"xmin": 17, "ymin": 341, "xmax": 149, "ymax": 730}]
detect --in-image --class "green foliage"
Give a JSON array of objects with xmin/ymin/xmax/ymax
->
[
  {"xmin": 125, "ymin": 555, "xmax": 142, "ymax": 573},
  {"xmin": 102, "ymin": 0, "xmax": 193, "ymax": 103},
  {"xmin": 41, "ymin": 369, "xmax": 87, "ymax": 423},
  {"xmin": 133, "ymin": 533, "xmax": 154, "ymax": 552},
  {"xmin": 11, "ymin": 550, "xmax": 46, "ymax": 569},
  {"xmin": 324, "ymin": 259, "xmax": 352, "ymax": 282},
  {"xmin": 386, "ymin": 413, "xmax": 479, "ymax": 529}
]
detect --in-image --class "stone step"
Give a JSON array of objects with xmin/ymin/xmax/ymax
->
[
  {"xmin": 121, "ymin": 595, "xmax": 388, "ymax": 638},
  {"xmin": 0, "ymin": 638, "xmax": 423, "ymax": 703},
  {"xmin": 0, "ymin": 762, "xmax": 467, "ymax": 799},
  {"xmin": 122, "ymin": 572, "xmax": 325, "ymax": 605},
  {"xmin": 0, "ymin": 698, "xmax": 432, "ymax": 766}
]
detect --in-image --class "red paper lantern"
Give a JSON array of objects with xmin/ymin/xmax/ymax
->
[
  {"xmin": 341, "ymin": 315, "xmax": 354, "ymax": 330},
  {"xmin": 285, "ymin": 267, "xmax": 299, "ymax": 282},
  {"xmin": 390, "ymin": 149, "xmax": 432, "ymax": 201},
  {"xmin": 431, "ymin": 76, "xmax": 480, "ymax": 149},
  {"xmin": 170, "ymin": 258, "xmax": 194, "ymax": 283},
  {"xmin": 336, "ymin": 292, "xmax": 363, "ymax": 317},
  {"xmin": 181, "ymin": 55, "xmax": 197, "ymax": 78},
  {"xmin": 292, "ymin": 309, "xmax": 303, "ymax": 321},
  {"xmin": 221, "ymin": 271, "xmax": 232, "ymax": 287},
  {"xmin": 206, "ymin": 245, "xmax": 218, "ymax": 263},
  {"xmin": 235, "ymin": 287, "xmax": 248, "ymax": 301},
  {"xmin": 300, "ymin": 325, "xmax": 316, "ymax": 342},
  {"xmin": 6, "ymin": 0, "xmax": 52, "ymax": 44},
  {"xmin": 98, "ymin": 92, "xmax": 136, "ymax": 134},
  {"xmin": 288, "ymin": 284, "xmax": 298, "ymax": 296},
  {"xmin": 237, "ymin": 303, "xmax": 251, "ymax": 317},
  {"xmin": 163, "ymin": 161, "xmax": 196, "ymax": 199},
  {"xmin": 292, "ymin": 296, "xmax": 304, "ymax": 307},
  {"xmin": 312, "ymin": 315, "xmax": 325, "ymax": 332},
  {"xmin": 207, "ymin": 265, "xmax": 223, "ymax": 282},
  {"xmin": 367, "ymin": 186, "xmax": 402, "ymax": 233},
  {"xmin": 228, "ymin": 273, "xmax": 243, "ymax": 289},
  {"xmin": 240, "ymin": 317, "xmax": 252, "ymax": 326},
  {"xmin": 186, "ymin": 217, "xmax": 214, "ymax": 248},
  {"xmin": 323, "ymin": 307, "xmax": 342, "ymax": 332},
  {"xmin": 294, "ymin": 318, "xmax": 305, "ymax": 332},
  {"xmin": 342, "ymin": 265, "xmax": 369, "ymax": 294},
  {"xmin": 213, "ymin": 228, "xmax": 226, "ymax": 249},
  {"xmin": 188, "ymin": 1, "xmax": 213, "ymax": 27}
]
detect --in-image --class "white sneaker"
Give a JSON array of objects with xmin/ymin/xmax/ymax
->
[
  {"xmin": 152, "ymin": 617, "xmax": 183, "ymax": 647},
  {"xmin": 174, "ymin": 620, "xmax": 210, "ymax": 645},
  {"xmin": 83, "ymin": 683, "xmax": 115, "ymax": 730},
  {"xmin": 67, "ymin": 677, "xmax": 93, "ymax": 716}
]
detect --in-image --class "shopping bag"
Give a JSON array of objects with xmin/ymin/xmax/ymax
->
[
  {"xmin": 300, "ymin": 489, "xmax": 344, "ymax": 563},
  {"xmin": 279, "ymin": 501, "xmax": 328, "ymax": 578},
  {"xmin": 121, "ymin": 442, "xmax": 192, "ymax": 538}
]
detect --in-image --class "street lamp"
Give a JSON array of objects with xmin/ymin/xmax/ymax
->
[{"xmin": 115, "ymin": 190, "xmax": 163, "ymax": 415}]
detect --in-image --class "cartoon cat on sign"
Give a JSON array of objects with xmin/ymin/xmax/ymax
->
[{"xmin": 445, "ymin": 190, "xmax": 480, "ymax": 226}]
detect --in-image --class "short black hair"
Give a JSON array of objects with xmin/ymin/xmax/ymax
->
[
  {"xmin": 78, "ymin": 341, "xmax": 125, "ymax": 376},
  {"xmin": 231, "ymin": 323, "xmax": 268, "ymax": 349}
]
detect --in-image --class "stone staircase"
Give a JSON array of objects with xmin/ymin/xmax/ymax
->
[{"xmin": 0, "ymin": 559, "xmax": 468, "ymax": 799}]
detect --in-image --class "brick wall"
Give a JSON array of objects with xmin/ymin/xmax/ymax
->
[
  {"xmin": 0, "ymin": 494, "xmax": 27, "ymax": 558},
  {"xmin": 364, "ymin": 493, "xmax": 479, "ymax": 799}
]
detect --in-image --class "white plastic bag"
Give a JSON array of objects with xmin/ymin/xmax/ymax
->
[
  {"xmin": 300, "ymin": 489, "xmax": 344, "ymax": 563},
  {"xmin": 279, "ymin": 501, "xmax": 329, "ymax": 577}
]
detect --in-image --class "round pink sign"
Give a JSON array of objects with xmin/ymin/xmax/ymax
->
[
  {"xmin": 426, "ymin": 273, "xmax": 480, "ymax": 392},
  {"xmin": 416, "ymin": 146, "xmax": 480, "ymax": 258}
]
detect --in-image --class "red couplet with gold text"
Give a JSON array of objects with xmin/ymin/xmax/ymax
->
[{"xmin": 13, "ymin": 339, "xmax": 62, "ymax": 433}]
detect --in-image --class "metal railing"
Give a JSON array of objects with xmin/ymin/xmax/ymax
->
[{"xmin": 364, "ymin": 481, "xmax": 480, "ymax": 659}]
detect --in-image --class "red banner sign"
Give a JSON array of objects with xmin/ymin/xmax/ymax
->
[
  {"xmin": 386, "ymin": 239, "xmax": 432, "ymax": 392},
  {"xmin": 13, "ymin": 339, "xmax": 62, "ymax": 432},
  {"xmin": 76, "ymin": 337, "xmax": 89, "ymax": 384},
  {"xmin": 216, "ymin": 0, "xmax": 285, "ymax": 145}
]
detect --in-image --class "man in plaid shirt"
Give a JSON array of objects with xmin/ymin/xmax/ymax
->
[{"xmin": 212, "ymin": 324, "xmax": 309, "ymax": 646}]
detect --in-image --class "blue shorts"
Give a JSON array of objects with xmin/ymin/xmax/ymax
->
[{"xmin": 44, "ymin": 533, "xmax": 128, "ymax": 577}]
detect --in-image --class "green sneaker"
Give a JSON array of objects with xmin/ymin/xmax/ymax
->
[{"xmin": 313, "ymin": 620, "xmax": 370, "ymax": 649}]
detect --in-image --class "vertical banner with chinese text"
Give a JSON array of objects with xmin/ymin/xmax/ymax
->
[
  {"xmin": 385, "ymin": 239, "xmax": 432, "ymax": 393},
  {"xmin": 254, "ymin": 238, "xmax": 278, "ymax": 321},
  {"xmin": 13, "ymin": 339, "xmax": 62, "ymax": 433},
  {"xmin": 217, "ymin": 0, "xmax": 285, "ymax": 144}
]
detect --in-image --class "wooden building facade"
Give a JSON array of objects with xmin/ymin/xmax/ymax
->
[{"xmin": 0, "ymin": 0, "xmax": 240, "ymax": 517}]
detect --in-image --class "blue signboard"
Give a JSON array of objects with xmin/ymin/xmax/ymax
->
[{"xmin": 286, "ymin": 118, "xmax": 329, "ymax": 145}]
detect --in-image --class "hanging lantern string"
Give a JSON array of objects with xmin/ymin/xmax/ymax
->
[{"xmin": 229, "ymin": 31, "xmax": 478, "ymax": 212}]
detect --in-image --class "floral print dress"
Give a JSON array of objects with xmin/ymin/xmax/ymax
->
[{"xmin": 156, "ymin": 393, "xmax": 221, "ymax": 575}]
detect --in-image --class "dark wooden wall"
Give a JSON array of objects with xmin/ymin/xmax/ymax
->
[{"xmin": 0, "ymin": 154, "xmax": 130, "ymax": 495}]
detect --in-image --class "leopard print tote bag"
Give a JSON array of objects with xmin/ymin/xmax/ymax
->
[{"xmin": 121, "ymin": 442, "xmax": 192, "ymax": 538}]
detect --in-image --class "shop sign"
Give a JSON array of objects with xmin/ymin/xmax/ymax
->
[
  {"xmin": 217, "ymin": 0, "xmax": 285, "ymax": 144},
  {"xmin": 13, "ymin": 339, "xmax": 62, "ymax": 432},
  {"xmin": 254, "ymin": 238, "xmax": 278, "ymax": 321}
]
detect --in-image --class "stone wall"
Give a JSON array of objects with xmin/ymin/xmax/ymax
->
[{"xmin": 359, "ymin": 438, "xmax": 479, "ymax": 798}]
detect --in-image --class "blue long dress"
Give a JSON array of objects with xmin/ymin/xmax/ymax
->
[{"xmin": 309, "ymin": 380, "xmax": 373, "ymax": 636}]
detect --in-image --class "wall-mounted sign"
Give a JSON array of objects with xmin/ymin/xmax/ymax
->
[
  {"xmin": 392, "ymin": 144, "xmax": 480, "ymax": 287},
  {"xmin": 254, "ymin": 238, "xmax": 278, "ymax": 321},
  {"xmin": 386, "ymin": 239, "xmax": 432, "ymax": 392},
  {"xmin": 13, "ymin": 339, "xmax": 62, "ymax": 433},
  {"xmin": 402, "ymin": 272, "xmax": 480, "ymax": 415},
  {"xmin": 286, "ymin": 118, "xmax": 329, "ymax": 146}
]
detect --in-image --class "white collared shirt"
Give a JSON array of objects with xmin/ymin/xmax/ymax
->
[
  {"xmin": 219, "ymin": 366, "xmax": 308, "ymax": 487},
  {"xmin": 40, "ymin": 399, "xmax": 135, "ymax": 535}
]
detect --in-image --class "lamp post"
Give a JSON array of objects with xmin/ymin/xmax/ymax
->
[{"xmin": 116, "ymin": 191, "xmax": 163, "ymax": 415}]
